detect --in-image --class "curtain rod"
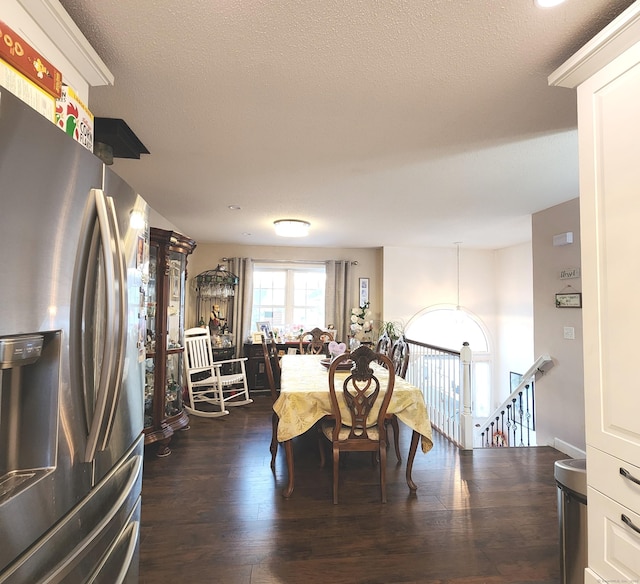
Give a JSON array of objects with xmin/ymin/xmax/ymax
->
[{"xmin": 221, "ymin": 258, "xmax": 358, "ymax": 265}]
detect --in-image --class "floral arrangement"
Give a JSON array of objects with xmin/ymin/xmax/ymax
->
[{"xmin": 350, "ymin": 301, "xmax": 373, "ymax": 342}]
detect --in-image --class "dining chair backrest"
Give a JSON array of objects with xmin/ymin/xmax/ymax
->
[
  {"xmin": 377, "ymin": 333, "xmax": 405, "ymax": 462},
  {"xmin": 261, "ymin": 333, "xmax": 282, "ymax": 470},
  {"xmin": 375, "ymin": 331, "xmax": 392, "ymax": 357},
  {"xmin": 328, "ymin": 345, "xmax": 395, "ymax": 443},
  {"xmin": 299, "ymin": 327, "xmax": 334, "ymax": 355},
  {"xmin": 390, "ymin": 335, "xmax": 409, "ymax": 379},
  {"xmin": 323, "ymin": 344, "xmax": 396, "ymax": 503},
  {"xmin": 261, "ymin": 334, "xmax": 280, "ymax": 403}
]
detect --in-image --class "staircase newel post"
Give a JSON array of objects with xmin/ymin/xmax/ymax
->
[{"xmin": 460, "ymin": 342, "xmax": 473, "ymax": 450}]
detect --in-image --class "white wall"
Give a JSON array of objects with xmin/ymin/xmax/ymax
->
[
  {"xmin": 382, "ymin": 244, "xmax": 534, "ymax": 411},
  {"xmin": 532, "ymin": 198, "xmax": 585, "ymax": 455},
  {"xmin": 382, "ymin": 246, "xmax": 496, "ymax": 329},
  {"xmin": 495, "ymin": 242, "xmax": 534, "ymax": 403},
  {"xmin": 149, "ymin": 207, "xmax": 182, "ymax": 232}
]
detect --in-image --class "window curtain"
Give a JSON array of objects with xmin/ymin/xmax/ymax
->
[
  {"xmin": 325, "ymin": 260, "xmax": 352, "ymax": 344},
  {"xmin": 229, "ymin": 257, "xmax": 253, "ymax": 351}
]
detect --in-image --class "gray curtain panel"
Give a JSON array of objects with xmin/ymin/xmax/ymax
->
[
  {"xmin": 325, "ymin": 260, "xmax": 352, "ymax": 344},
  {"xmin": 229, "ymin": 257, "xmax": 254, "ymax": 350}
]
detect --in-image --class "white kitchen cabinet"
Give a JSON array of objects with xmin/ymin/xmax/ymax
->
[
  {"xmin": 550, "ymin": 3, "xmax": 640, "ymax": 582},
  {"xmin": 578, "ymin": 42, "xmax": 640, "ymax": 466}
]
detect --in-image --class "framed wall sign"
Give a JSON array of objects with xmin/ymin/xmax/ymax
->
[
  {"xmin": 555, "ymin": 292, "xmax": 582, "ymax": 308},
  {"xmin": 359, "ymin": 278, "xmax": 369, "ymax": 306}
]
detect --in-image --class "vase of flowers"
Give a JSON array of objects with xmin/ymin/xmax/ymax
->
[{"xmin": 350, "ymin": 301, "xmax": 373, "ymax": 346}]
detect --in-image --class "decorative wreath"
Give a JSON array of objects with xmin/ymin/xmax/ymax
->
[{"xmin": 492, "ymin": 430, "xmax": 507, "ymax": 447}]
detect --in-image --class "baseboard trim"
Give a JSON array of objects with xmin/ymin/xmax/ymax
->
[{"xmin": 553, "ymin": 438, "xmax": 586, "ymax": 459}]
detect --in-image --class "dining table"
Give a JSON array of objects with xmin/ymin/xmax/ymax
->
[{"xmin": 273, "ymin": 354, "xmax": 434, "ymax": 498}]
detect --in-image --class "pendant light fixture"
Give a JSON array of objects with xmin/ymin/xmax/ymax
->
[
  {"xmin": 274, "ymin": 219, "xmax": 311, "ymax": 237},
  {"xmin": 454, "ymin": 241, "xmax": 465, "ymax": 324},
  {"xmin": 195, "ymin": 265, "xmax": 239, "ymax": 299},
  {"xmin": 455, "ymin": 242, "xmax": 462, "ymax": 311}
]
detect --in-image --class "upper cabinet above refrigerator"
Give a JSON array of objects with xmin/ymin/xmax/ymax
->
[{"xmin": 144, "ymin": 228, "xmax": 196, "ymax": 457}]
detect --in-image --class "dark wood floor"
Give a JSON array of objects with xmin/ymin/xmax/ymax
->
[{"xmin": 139, "ymin": 395, "xmax": 566, "ymax": 584}]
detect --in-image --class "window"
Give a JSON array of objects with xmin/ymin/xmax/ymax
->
[
  {"xmin": 251, "ymin": 263, "xmax": 326, "ymax": 335},
  {"xmin": 405, "ymin": 306, "xmax": 492, "ymax": 417},
  {"xmin": 406, "ymin": 307, "xmax": 488, "ymax": 352}
]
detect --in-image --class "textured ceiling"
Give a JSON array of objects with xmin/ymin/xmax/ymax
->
[{"xmin": 59, "ymin": 0, "xmax": 635, "ymax": 249}]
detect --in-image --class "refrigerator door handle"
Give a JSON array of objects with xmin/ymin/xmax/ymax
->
[
  {"xmin": 85, "ymin": 189, "xmax": 123, "ymax": 462},
  {"xmin": 87, "ymin": 515, "xmax": 140, "ymax": 584},
  {"xmin": 98, "ymin": 194, "xmax": 128, "ymax": 451},
  {"xmin": 25, "ymin": 452, "xmax": 143, "ymax": 584}
]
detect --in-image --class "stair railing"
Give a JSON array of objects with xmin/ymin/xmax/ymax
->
[
  {"xmin": 405, "ymin": 338, "xmax": 465, "ymax": 446},
  {"xmin": 474, "ymin": 355, "xmax": 553, "ymax": 448}
]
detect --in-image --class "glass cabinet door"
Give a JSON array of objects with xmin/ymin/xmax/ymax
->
[
  {"xmin": 144, "ymin": 357, "xmax": 155, "ymax": 428},
  {"xmin": 164, "ymin": 352, "xmax": 183, "ymax": 417},
  {"xmin": 144, "ymin": 244, "xmax": 158, "ymax": 429},
  {"xmin": 165, "ymin": 250, "xmax": 187, "ymax": 417},
  {"xmin": 146, "ymin": 244, "xmax": 158, "ymax": 352},
  {"xmin": 166, "ymin": 251, "xmax": 186, "ymax": 351}
]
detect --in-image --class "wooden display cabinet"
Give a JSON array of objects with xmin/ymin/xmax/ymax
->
[{"xmin": 144, "ymin": 228, "xmax": 196, "ymax": 456}]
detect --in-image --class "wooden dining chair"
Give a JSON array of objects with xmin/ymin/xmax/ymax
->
[
  {"xmin": 375, "ymin": 330, "xmax": 392, "ymax": 357},
  {"xmin": 183, "ymin": 327, "xmax": 252, "ymax": 417},
  {"xmin": 390, "ymin": 334, "xmax": 410, "ymax": 378},
  {"xmin": 299, "ymin": 327, "xmax": 333, "ymax": 355},
  {"xmin": 320, "ymin": 344, "xmax": 395, "ymax": 504},
  {"xmin": 385, "ymin": 334, "xmax": 410, "ymax": 462},
  {"xmin": 261, "ymin": 334, "xmax": 281, "ymax": 470}
]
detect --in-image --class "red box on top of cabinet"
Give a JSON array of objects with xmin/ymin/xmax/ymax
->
[{"xmin": 0, "ymin": 20, "xmax": 62, "ymax": 98}]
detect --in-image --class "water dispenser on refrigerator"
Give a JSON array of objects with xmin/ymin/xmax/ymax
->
[{"xmin": 0, "ymin": 333, "xmax": 59, "ymax": 501}]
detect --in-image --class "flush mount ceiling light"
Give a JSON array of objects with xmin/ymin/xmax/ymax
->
[{"xmin": 274, "ymin": 219, "xmax": 311, "ymax": 237}]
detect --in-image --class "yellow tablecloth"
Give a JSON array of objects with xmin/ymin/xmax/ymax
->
[{"xmin": 273, "ymin": 354, "xmax": 433, "ymax": 453}]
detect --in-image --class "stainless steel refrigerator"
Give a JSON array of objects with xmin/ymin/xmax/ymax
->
[{"xmin": 0, "ymin": 89, "xmax": 149, "ymax": 582}]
